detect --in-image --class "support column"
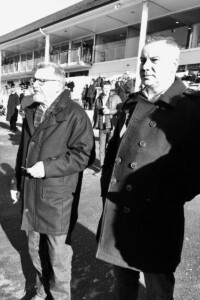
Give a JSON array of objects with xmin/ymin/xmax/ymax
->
[
  {"xmin": 0, "ymin": 51, "xmax": 2, "ymax": 93},
  {"xmin": 190, "ymin": 24, "xmax": 199, "ymax": 49},
  {"xmin": 68, "ymin": 41, "xmax": 72, "ymax": 65},
  {"xmin": 45, "ymin": 34, "xmax": 50, "ymax": 63},
  {"xmin": 135, "ymin": 0, "xmax": 149, "ymax": 91}
]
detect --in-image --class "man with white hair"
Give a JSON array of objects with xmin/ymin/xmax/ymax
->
[
  {"xmin": 15, "ymin": 62, "xmax": 94, "ymax": 300},
  {"xmin": 96, "ymin": 35, "xmax": 200, "ymax": 299}
]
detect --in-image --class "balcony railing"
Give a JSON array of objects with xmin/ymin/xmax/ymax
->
[
  {"xmin": 50, "ymin": 47, "xmax": 93, "ymax": 65},
  {"xmin": 94, "ymin": 44, "xmax": 125, "ymax": 63},
  {"xmin": 1, "ymin": 58, "xmax": 44, "ymax": 75},
  {"xmin": 1, "ymin": 47, "xmax": 93, "ymax": 75}
]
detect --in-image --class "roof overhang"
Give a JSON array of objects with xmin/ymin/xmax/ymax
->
[{"xmin": 0, "ymin": 0, "xmax": 200, "ymax": 57}]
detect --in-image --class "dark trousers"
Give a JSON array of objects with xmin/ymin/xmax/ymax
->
[
  {"xmin": 113, "ymin": 266, "xmax": 175, "ymax": 300},
  {"xmin": 88, "ymin": 97, "xmax": 94, "ymax": 110},
  {"xmin": 10, "ymin": 111, "xmax": 18, "ymax": 131},
  {"xmin": 99, "ymin": 129, "xmax": 112, "ymax": 167},
  {"xmin": 28, "ymin": 231, "xmax": 73, "ymax": 300}
]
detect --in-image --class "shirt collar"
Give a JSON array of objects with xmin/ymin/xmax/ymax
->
[{"xmin": 141, "ymin": 78, "xmax": 187, "ymax": 108}]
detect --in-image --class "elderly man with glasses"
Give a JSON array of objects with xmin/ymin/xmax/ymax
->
[{"xmin": 15, "ymin": 62, "xmax": 95, "ymax": 300}]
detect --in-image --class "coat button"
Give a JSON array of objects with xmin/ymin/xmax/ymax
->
[
  {"xmin": 130, "ymin": 162, "xmax": 137, "ymax": 169},
  {"xmin": 123, "ymin": 206, "xmax": 130, "ymax": 214},
  {"xmin": 115, "ymin": 157, "xmax": 122, "ymax": 164},
  {"xmin": 30, "ymin": 141, "xmax": 35, "ymax": 146},
  {"xmin": 25, "ymin": 208, "xmax": 29, "ymax": 213},
  {"xmin": 125, "ymin": 184, "xmax": 132, "ymax": 192},
  {"xmin": 149, "ymin": 121, "xmax": 157, "ymax": 127},
  {"xmin": 139, "ymin": 141, "xmax": 146, "ymax": 147},
  {"xmin": 110, "ymin": 178, "xmax": 117, "ymax": 184}
]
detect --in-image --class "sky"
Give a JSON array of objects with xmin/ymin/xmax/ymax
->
[{"xmin": 0, "ymin": 0, "xmax": 83, "ymax": 37}]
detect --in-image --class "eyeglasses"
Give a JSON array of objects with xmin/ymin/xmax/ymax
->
[{"xmin": 32, "ymin": 77, "xmax": 61, "ymax": 85}]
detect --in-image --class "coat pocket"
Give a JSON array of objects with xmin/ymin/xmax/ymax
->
[{"xmin": 37, "ymin": 186, "xmax": 73, "ymax": 234}]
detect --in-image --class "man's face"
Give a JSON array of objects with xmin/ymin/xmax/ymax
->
[
  {"xmin": 33, "ymin": 68, "xmax": 62, "ymax": 105},
  {"xmin": 103, "ymin": 85, "xmax": 111, "ymax": 97},
  {"xmin": 140, "ymin": 41, "xmax": 178, "ymax": 90}
]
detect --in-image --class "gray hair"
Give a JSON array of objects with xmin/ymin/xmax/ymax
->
[
  {"xmin": 145, "ymin": 34, "xmax": 180, "ymax": 59},
  {"xmin": 36, "ymin": 62, "xmax": 66, "ymax": 88}
]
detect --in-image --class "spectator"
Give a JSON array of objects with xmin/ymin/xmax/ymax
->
[
  {"xmin": 6, "ymin": 84, "xmax": 20, "ymax": 133},
  {"xmin": 81, "ymin": 84, "xmax": 89, "ymax": 110},
  {"xmin": 115, "ymin": 80, "xmax": 126, "ymax": 103},
  {"xmin": 93, "ymin": 83, "xmax": 122, "ymax": 175},
  {"xmin": 87, "ymin": 79, "xmax": 96, "ymax": 110}
]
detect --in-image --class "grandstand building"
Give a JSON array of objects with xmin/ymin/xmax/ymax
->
[{"xmin": 0, "ymin": 0, "xmax": 200, "ymax": 95}]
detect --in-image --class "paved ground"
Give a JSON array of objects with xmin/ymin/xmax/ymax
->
[{"xmin": 0, "ymin": 113, "xmax": 200, "ymax": 300}]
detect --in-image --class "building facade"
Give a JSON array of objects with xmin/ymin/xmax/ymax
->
[{"xmin": 0, "ymin": 0, "xmax": 200, "ymax": 96}]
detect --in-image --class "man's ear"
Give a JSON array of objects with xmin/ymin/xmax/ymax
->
[
  {"xmin": 56, "ymin": 81, "xmax": 64, "ymax": 92},
  {"xmin": 174, "ymin": 58, "xmax": 179, "ymax": 71}
]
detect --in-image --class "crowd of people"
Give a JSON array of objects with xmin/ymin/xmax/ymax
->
[
  {"xmin": 81, "ymin": 75, "xmax": 135, "ymax": 110},
  {"xmin": 2, "ymin": 34, "xmax": 200, "ymax": 300}
]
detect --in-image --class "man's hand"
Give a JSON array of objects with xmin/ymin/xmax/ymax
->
[
  {"xmin": 103, "ymin": 108, "xmax": 110, "ymax": 114},
  {"xmin": 26, "ymin": 161, "xmax": 45, "ymax": 178},
  {"xmin": 11, "ymin": 191, "xmax": 21, "ymax": 204}
]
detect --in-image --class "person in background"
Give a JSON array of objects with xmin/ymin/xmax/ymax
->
[
  {"xmin": 96, "ymin": 35, "xmax": 200, "ymax": 299},
  {"xmin": 115, "ymin": 80, "xmax": 126, "ymax": 103},
  {"xmin": 81, "ymin": 84, "xmax": 89, "ymax": 110},
  {"xmin": 87, "ymin": 79, "xmax": 96, "ymax": 110},
  {"xmin": 19, "ymin": 84, "xmax": 25, "ymax": 103},
  {"xmin": 6, "ymin": 84, "xmax": 20, "ymax": 133},
  {"xmin": 93, "ymin": 82, "xmax": 122, "ymax": 176},
  {"xmin": 15, "ymin": 62, "xmax": 94, "ymax": 300}
]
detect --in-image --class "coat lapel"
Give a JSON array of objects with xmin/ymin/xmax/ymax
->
[{"xmin": 32, "ymin": 90, "xmax": 71, "ymax": 135}]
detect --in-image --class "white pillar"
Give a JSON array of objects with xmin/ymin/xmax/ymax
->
[
  {"xmin": 45, "ymin": 34, "xmax": 50, "ymax": 63},
  {"xmin": 68, "ymin": 41, "xmax": 72, "ymax": 65},
  {"xmin": 191, "ymin": 24, "xmax": 199, "ymax": 48},
  {"xmin": 0, "ymin": 51, "xmax": 1, "ymax": 92},
  {"xmin": 135, "ymin": 0, "xmax": 149, "ymax": 91}
]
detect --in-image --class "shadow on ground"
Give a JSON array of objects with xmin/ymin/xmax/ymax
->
[
  {"xmin": 0, "ymin": 163, "xmax": 146, "ymax": 300},
  {"xmin": 72, "ymin": 223, "xmax": 146, "ymax": 300},
  {"xmin": 0, "ymin": 163, "xmax": 36, "ymax": 300}
]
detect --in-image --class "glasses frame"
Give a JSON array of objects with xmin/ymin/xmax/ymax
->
[{"xmin": 32, "ymin": 77, "xmax": 61, "ymax": 85}]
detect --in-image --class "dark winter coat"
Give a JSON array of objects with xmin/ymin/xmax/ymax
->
[
  {"xmin": 87, "ymin": 84, "xmax": 96, "ymax": 99},
  {"xmin": 96, "ymin": 79, "xmax": 200, "ymax": 273},
  {"xmin": 16, "ymin": 89, "xmax": 95, "ymax": 236},
  {"xmin": 93, "ymin": 93, "xmax": 122, "ymax": 130},
  {"xmin": 6, "ymin": 92, "xmax": 20, "ymax": 121}
]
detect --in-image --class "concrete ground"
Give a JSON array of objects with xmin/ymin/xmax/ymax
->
[{"xmin": 0, "ymin": 113, "xmax": 200, "ymax": 300}]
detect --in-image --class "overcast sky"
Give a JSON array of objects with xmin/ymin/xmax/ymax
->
[{"xmin": 0, "ymin": 0, "xmax": 82, "ymax": 37}]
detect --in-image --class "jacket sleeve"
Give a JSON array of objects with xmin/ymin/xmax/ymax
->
[
  {"xmin": 185, "ymin": 101, "xmax": 200, "ymax": 201},
  {"xmin": 43, "ymin": 111, "xmax": 95, "ymax": 177}
]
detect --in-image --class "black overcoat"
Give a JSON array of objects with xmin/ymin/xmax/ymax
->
[
  {"xmin": 15, "ymin": 89, "xmax": 95, "ymax": 236},
  {"xmin": 96, "ymin": 79, "xmax": 200, "ymax": 272}
]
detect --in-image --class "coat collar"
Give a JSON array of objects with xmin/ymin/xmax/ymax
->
[
  {"xmin": 25, "ymin": 89, "xmax": 71, "ymax": 135},
  {"xmin": 154, "ymin": 78, "xmax": 187, "ymax": 107},
  {"xmin": 139, "ymin": 78, "xmax": 187, "ymax": 108}
]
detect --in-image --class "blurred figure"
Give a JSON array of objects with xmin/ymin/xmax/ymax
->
[
  {"xmin": 115, "ymin": 80, "xmax": 126, "ymax": 103},
  {"xmin": 81, "ymin": 84, "xmax": 89, "ymax": 110},
  {"xmin": 87, "ymin": 79, "xmax": 96, "ymax": 110},
  {"xmin": 6, "ymin": 84, "xmax": 20, "ymax": 133},
  {"xmin": 93, "ymin": 82, "xmax": 122, "ymax": 175}
]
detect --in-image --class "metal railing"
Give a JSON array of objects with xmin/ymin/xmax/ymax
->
[
  {"xmin": 94, "ymin": 44, "xmax": 125, "ymax": 63},
  {"xmin": 1, "ymin": 47, "xmax": 93, "ymax": 75}
]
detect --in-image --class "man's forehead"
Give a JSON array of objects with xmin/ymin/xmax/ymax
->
[
  {"xmin": 35, "ymin": 68, "xmax": 55, "ymax": 79},
  {"xmin": 142, "ymin": 41, "xmax": 172, "ymax": 57}
]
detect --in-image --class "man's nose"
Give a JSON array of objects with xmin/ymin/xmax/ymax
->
[{"xmin": 142, "ymin": 58, "xmax": 151, "ymax": 70}]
